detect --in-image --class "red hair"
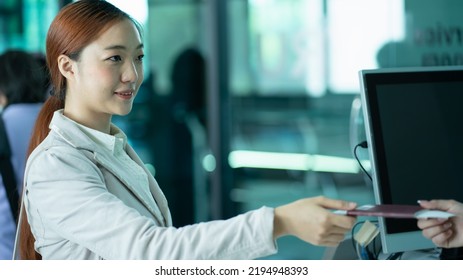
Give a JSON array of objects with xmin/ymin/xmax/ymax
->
[{"xmin": 19, "ymin": 0, "xmax": 137, "ymax": 260}]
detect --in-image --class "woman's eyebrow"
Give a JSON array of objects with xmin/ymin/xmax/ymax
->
[{"xmin": 104, "ymin": 43, "xmax": 144, "ymax": 50}]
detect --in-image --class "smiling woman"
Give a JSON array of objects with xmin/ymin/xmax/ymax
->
[
  {"xmin": 16, "ymin": 0, "xmax": 358, "ymax": 260},
  {"xmin": 59, "ymin": 18, "xmax": 144, "ymax": 132}
]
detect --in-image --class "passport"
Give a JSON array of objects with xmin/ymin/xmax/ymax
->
[{"xmin": 334, "ymin": 204, "xmax": 455, "ymax": 219}]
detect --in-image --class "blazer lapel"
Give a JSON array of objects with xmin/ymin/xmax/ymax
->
[
  {"xmin": 125, "ymin": 145, "xmax": 173, "ymax": 227},
  {"xmin": 92, "ymin": 148, "xmax": 168, "ymax": 226}
]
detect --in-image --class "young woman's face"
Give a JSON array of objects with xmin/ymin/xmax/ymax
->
[{"xmin": 65, "ymin": 19, "xmax": 144, "ymax": 127}]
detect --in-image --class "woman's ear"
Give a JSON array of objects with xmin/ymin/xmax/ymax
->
[{"xmin": 57, "ymin": 54, "xmax": 75, "ymax": 80}]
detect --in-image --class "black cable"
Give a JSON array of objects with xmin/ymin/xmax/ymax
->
[
  {"xmin": 372, "ymin": 234, "xmax": 379, "ymax": 259},
  {"xmin": 354, "ymin": 141, "xmax": 372, "ymax": 181},
  {"xmin": 386, "ymin": 252, "xmax": 403, "ymax": 260}
]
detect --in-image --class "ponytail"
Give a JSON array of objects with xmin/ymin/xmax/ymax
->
[
  {"xmin": 26, "ymin": 95, "xmax": 64, "ymax": 157},
  {"xmin": 19, "ymin": 95, "xmax": 64, "ymax": 260}
]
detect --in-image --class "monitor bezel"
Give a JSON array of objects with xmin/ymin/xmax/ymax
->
[{"xmin": 358, "ymin": 66, "xmax": 463, "ymax": 254}]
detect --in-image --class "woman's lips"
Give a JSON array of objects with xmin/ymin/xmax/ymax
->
[{"xmin": 115, "ymin": 90, "xmax": 134, "ymax": 99}]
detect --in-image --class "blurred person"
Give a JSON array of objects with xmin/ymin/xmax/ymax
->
[
  {"xmin": 154, "ymin": 47, "xmax": 206, "ymax": 227},
  {"xmin": 0, "ymin": 50, "xmax": 47, "ymax": 259},
  {"xmin": 17, "ymin": 0, "xmax": 357, "ymax": 260}
]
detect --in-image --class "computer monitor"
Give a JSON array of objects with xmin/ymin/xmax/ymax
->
[{"xmin": 359, "ymin": 66, "xmax": 463, "ymax": 254}]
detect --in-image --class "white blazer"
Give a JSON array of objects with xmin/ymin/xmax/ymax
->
[{"xmin": 22, "ymin": 110, "xmax": 276, "ymax": 259}]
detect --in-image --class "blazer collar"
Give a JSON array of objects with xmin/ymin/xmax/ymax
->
[{"xmin": 49, "ymin": 110, "xmax": 171, "ymax": 226}]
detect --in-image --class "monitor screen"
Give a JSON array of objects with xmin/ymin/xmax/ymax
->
[{"xmin": 359, "ymin": 66, "xmax": 463, "ymax": 254}]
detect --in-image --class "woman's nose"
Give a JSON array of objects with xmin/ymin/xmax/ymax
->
[{"xmin": 121, "ymin": 61, "xmax": 139, "ymax": 83}]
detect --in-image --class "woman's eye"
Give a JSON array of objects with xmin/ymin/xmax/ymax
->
[
  {"xmin": 137, "ymin": 54, "xmax": 144, "ymax": 62},
  {"xmin": 108, "ymin": 55, "xmax": 122, "ymax": 62}
]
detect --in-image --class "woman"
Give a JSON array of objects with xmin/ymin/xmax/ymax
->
[{"xmin": 18, "ymin": 0, "xmax": 357, "ymax": 260}]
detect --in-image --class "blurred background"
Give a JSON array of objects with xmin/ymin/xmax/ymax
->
[{"xmin": 1, "ymin": 0, "xmax": 462, "ymax": 259}]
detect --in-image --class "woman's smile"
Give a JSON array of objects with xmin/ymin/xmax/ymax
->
[{"xmin": 114, "ymin": 89, "xmax": 134, "ymax": 100}]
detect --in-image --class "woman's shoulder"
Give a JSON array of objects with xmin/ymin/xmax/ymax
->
[{"xmin": 27, "ymin": 131, "xmax": 96, "ymax": 171}]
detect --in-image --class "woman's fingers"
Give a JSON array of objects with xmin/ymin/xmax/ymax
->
[
  {"xmin": 421, "ymin": 221, "xmax": 453, "ymax": 239},
  {"xmin": 430, "ymin": 230, "xmax": 453, "ymax": 248}
]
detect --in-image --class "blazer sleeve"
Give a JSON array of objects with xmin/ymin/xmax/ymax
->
[{"xmin": 25, "ymin": 145, "xmax": 277, "ymax": 259}]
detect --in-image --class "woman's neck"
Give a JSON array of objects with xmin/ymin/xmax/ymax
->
[{"xmin": 62, "ymin": 108, "xmax": 111, "ymax": 134}]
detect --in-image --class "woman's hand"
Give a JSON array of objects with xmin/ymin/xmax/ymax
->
[
  {"xmin": 417, "ymin": 199, "xmax": 463, "ymax": 248},
  {"xmin": 273, "ymin": 196, "xmax": 357, "ymax": 247}
]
